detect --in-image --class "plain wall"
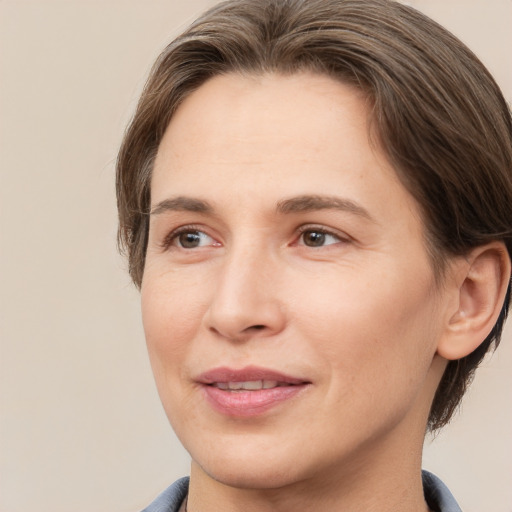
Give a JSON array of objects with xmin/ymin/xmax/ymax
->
[{"xmin": 1, "ymin": 1, "xmax": 511, "ymax": 511}]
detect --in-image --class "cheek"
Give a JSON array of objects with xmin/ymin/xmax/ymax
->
[
  {"xmin": 141, "ymin": 277, "xmax": 210, "ymax": 431},
  {"xmin": 141, "ymin": 273, "xmax": 209, "ymax": 379},
  {"xmin": 293, "ymin": 264, "xmax": 439, "ymax": 386}
]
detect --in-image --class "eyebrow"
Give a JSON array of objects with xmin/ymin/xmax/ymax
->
[
  {"xmin": 276, "ymin": 195, "xmax": 375, "ymax": 222},
  {"xmin": 150, "ymin": 196, "xmax": 213, "ymax": 215},
  {"xmin": 150, "ymin": 194, "xmax": 375, "ymax": 222}
]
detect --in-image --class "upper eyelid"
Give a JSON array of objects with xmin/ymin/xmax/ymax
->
[
  {"xmin": 295, "ymin": 224, "xmax": 352, "ymax": 241},
  {"xmin": 160, "ymin": 224, "xmax": 216, "ymax": 249},
  {"xmin": 157, "ymin": 222, "xmax": 353, "ymax": 250}
]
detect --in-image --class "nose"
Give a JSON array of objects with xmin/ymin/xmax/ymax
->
[{"xmin": 204, "ymin": 241, "xmax": 286, "ymax": 342}]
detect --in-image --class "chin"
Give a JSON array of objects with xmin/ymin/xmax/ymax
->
[
  {"xmin": 199, "ymin": 455, "xmax": 303, "ymax": 491},
  {"xmin": 185, "ymin": 432, "xmax": 312, "ymax": 490}
]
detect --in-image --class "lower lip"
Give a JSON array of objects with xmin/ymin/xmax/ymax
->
[{"xmin": 202, "ymin": 384, "xmax": 308, "ymax": 417}]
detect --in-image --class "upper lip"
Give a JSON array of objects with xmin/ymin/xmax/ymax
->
[{"xmin": 196, "ymin": 365, "xmax": 309, "ymax": 385}]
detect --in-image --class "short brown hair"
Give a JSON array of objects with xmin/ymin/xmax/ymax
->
[{"xmin": 116, "ymin": 0, "xmax": 512, "ymax": 430}]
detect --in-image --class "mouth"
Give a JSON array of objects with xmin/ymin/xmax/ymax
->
[
  {"xmin": 197, "ymin": 366, "xmax": 311, "ymax": 417},
  {"xmin": 212, "ymin": 380, "xmax": 294, "ymax": 391}
]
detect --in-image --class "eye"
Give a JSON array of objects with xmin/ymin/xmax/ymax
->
[
  {"xmin": 298, "ymin": 228, "xmax": 342, "ymax": 247},
  {"xmin": 165, "ymin": 228, "xmax": 218, "ymax": 249}
]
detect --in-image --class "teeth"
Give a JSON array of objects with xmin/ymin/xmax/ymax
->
[
  {"xmin": 242, "ymin": 380, "xmax": 263, "ymax": 390},
  {"xmin": 214, "ymin": 380, "xmax": 282, "ymax": 391}
]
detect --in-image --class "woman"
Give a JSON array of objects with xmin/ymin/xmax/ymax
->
[{"xmin": 116, "ymin": 1, "xmax": 512, "ymax": 511}]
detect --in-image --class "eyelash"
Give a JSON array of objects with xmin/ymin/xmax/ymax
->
[
  {"xmin": 160, "ymin": 224, "xmax": 214, "ymax": 251},
  {"xmin": 295, "ymin": 225, "xmax": 348, "ymax": 247},
  {"xmin": 160, "ymin": 224, "xmax": 349, "ymax": 251}
]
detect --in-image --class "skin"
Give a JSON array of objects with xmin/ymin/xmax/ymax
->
[{"xmin": 141, "ymin": 72, "xmax": 469, "ymax": 512}]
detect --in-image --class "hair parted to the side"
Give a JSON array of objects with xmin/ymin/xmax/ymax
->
[{"xmin": 116, "ymin": 0, "xmax": 512, "ymax": 430}]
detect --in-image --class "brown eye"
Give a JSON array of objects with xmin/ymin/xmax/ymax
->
[
  {"xmin": 178, "ymin": 231, "xmax": 202, "ymax": 248},
  {"xmin": 299, "ymin": 229, "xmax": 341, "ymax": 247},
  {"xmin": 303, "ymin": 231, "xmax": 326, "ymax": 247},
  {"xmin": 172, "ymin": 230, "xmax": 216, "ymax": 249}
]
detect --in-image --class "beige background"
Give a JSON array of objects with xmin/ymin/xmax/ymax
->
[{"xmin": 1, "ymin": 1, "xmax": 511, "ymax": 511}]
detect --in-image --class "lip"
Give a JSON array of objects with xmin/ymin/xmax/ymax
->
[{"xmin": 197, "ymin": 365, "xmax": 311, "ymax": 417}]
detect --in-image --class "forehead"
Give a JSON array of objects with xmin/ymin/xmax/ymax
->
[
  {"xmin": 156, "ymin": 73, "xmax": 369, "ymax": 179},
  {"xmin": 152, "ymin": 72, "xmax": 424, "ymax": 232},
  {"xmin": 156, "ymin": 72, "xmax": 371, "ymax": 162}
]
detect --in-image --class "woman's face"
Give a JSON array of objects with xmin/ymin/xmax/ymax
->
[{"xmin": 142, "ymin": 73, "xmax": 451, "ymax": 489}]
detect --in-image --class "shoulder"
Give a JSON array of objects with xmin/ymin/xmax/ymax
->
[
  {"xmin": 141, "ymin": 477, "xmax": 189, "ymax": 512},
  {"xmin": 422, "ymin": 470, "xmax": 462, "ymax": 512}
]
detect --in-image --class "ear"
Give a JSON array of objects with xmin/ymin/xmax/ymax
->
[{"xmin": 437, "ymin": 242, "xmax": 511, "ymax": 361}]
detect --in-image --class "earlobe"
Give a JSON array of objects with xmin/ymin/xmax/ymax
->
[{"xmin": 437, "ymin": 242, "xmax": 511, "ymax": 361}]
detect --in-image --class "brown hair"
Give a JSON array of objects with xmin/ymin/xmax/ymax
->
[{"xmin": 116, "ymin": 0, "xmax": 512, "ymax": 430}]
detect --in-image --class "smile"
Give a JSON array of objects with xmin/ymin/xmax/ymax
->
[
  {"xmin": 197, "ymin": 366, "xmax": 311, "ymax": 417},
  {"xmin": 212, "ymin": 380, "xmax": 290, "ymax": 391}
]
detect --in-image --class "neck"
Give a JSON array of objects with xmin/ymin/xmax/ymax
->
[{"xmin": 187, "ymin": 436, "xmax": 431, "ymax": 512}]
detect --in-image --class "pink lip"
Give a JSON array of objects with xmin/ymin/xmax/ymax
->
[{"xmin": 197, "ymin": 365, "xmax": 311, "ymax": 417}]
